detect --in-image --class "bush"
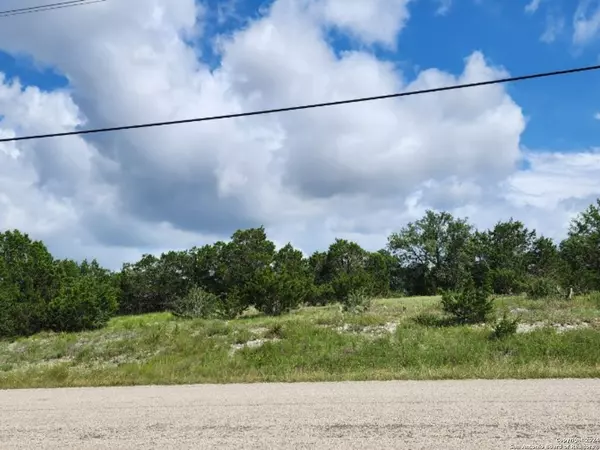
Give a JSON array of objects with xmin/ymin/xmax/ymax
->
[
  {"xmin": 306, "ymin": 283, "xmax": 335, "ymax": 306},
  {"xmin": 331, "ymin": 271, "xmax": 374, "ymax": 304},
  {"xmin": 47, "ymin": 275, "xmax": 118, "ymax": 333},
  {"xmin": 490, "ymin": 268, "xmax": 523, "ymax": 295},
  {"xmin": 490, "ymin": 312, "xmax": 519, "ymax": 340},
  {"xmin": 441, "ymin": 277, "xmax": 494, "ymax": 324},
  {"xmin": 341, "ymin": 289, "xmax": 372, "ymax": 314},
  {"xmin": 170, "ymin": 286, "xmax": 221, "ymax": 320},
  {"xmin": 251, "ymin": 268, "xmax": 311, "ymax": 317},
  {"xmin": 526, "ymin": 277, "xmax": 557, "ymax": 299},
  {"xmin": 413, "ymin": 312, "xmax": 454, "ymax": 327},
  {"xmin": 217, "ymin": 289, "xmax": 248, "ymax": 320}
]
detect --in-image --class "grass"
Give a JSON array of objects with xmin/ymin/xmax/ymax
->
[{"xmin": 0, "ymin": 295, "xmax": 599, "ymax": 389}]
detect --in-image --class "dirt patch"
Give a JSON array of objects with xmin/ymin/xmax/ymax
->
[
  {"xmin": 249, "ymin": 327, "xmax": 270, "ymax": 336},
  {"xmin": 229, "ymin": 338, "xmax": 281, "ymax": 356},
  {"xmin": 516, "ymin": 321, "xmax": 591, "ymax": 334},
  {"xmin": 334, "ymin": 322, "xmax": 399, "ymax": 338}
]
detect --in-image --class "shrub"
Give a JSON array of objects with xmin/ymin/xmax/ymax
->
[
  {"xmin": 306, "ymin": 283, "xmax": 335, "ymax": 306},
  {"xmin": 413, "ymin": 312, "xmax": 454, "ymax": 328},
  {"xmin": 265, "ymin": 323, "xmax": 285, "ymax": 339},
  {"xmin": 441, "ymin": 276, "xmax": 494, "ymax": 324},
  {"xmin": 251, "ymin": 269, "xmax": 311, "ymax": 317},
  {"xmin": 341, "ymin": 289, "xmax": 372, "ymax": 314},
  {"xmin": 170, "ymin": 286, "xmax": 220, "ymax": 320},
  {"xmin": 526, "ymin": 277, "xmax": 556, "ymax": 300},
  {"xmin": 490, "ymin": 312, "xmax": 519, "ymax": 340},
  {"xmin": 47, "ymin": 275, "xmax": 118, "ymax": 333},
  {"xmin": 331, "ymin": 272, "xmax": 374, "ymax": 304},
  {"xmin": 490, "ymin": 268, "xmax": 523, "ymax": 295},
  {"xmin": 217, "ymin": 289, "xmax": 247, "ymax": 320}
]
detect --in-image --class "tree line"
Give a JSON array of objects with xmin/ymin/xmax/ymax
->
[{"xmin": 2, "ymin": 199, "xmax": 600, "ymax": 338}]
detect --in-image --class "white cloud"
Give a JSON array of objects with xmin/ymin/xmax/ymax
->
[
  {"xmin": 525, "ymin": 0, "xmax": 543, "ymax": 14},
  {"xmin": 435, "ymin": 0, "xmax": 452, "ymax": 16},
  {"xmin": 0, "ymin": 0, "xmax": 597, "ymax": 270},
  {"xmin": 308, "ymin": 0, "xmax": 412, "ymax": 47},
  {"xmin": 594, "ymin": 112, "xmax": 600, "ymax": 120},
  {"xmin": 540, "ymin": 13, "xmax": 565, "ymax": 43},
  {"xmin": 504, "ymin": 151, "xmax": 600, "ymax": 207},
  {"xmin": 573, "ymin": 0, "xmax": 600, "ymax": 44}
]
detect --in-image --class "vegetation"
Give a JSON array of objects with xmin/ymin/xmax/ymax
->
[
  {"xmin": 2, "ymin": 199, "xmax": 600, "ymax": 387},
  {"xmin": 0, "ymin": 296, "xmax": 598, "ymax": 389}
]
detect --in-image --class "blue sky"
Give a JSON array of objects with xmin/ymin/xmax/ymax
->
[{"xmin": 2, "ymin": 0, "xmax": 600, "ymax": 268}]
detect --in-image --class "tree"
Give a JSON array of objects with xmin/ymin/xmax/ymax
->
[
  {"xmin": 559, "ymin": 199, "xmax": 600, "ymax": 292},
  {"xmin": 251, "ymin": 244, "xmax": 314, "ymax": 316},
  {"xmin": 188, "ymin": 243, "xmax": 229, "ymax": 295},
  {"xmin": 365, "ymin": 251, "xmax": 391, "ymax": 297},
  {"xmin": 387, "ymin": 211, "xmax": 473, "ymax": 295},
  {"xmin": 218, "ymin": 227, "xmax": 277, "ymax": 316},
  {"xmin": 0, "ymin": 231, "xmax": 118, "ymax": 337},
  {"xmin": 307, "ymin": 251, "xmax": 334, "ymax": 305},
  {"xmin": 48, "ymin": 274, "xmax": 118, "ymax": 332},
  {"xmin": 526, "ymin": 236, "xmax": 561, "ymax": 279},
  {"xmin": 118, "ymin": 254, "xmax": 163, "ymax": 315},
  {"xmin": 0, "ymin": 230, "xmax": 59, "ymax": 337},
  {"xmin": 376, "ymin": 249, "xmax": 403, "ymax": 293},
  {"xmin": 476, "ymin": 219, "xmax": 537, "ymax": 294},
  {"xmin": 322, "ymin": 239, "xmax": 376, "ymax": 302}
]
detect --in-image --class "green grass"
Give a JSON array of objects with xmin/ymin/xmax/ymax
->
[{"xmin": 1, "ymin": 295, "xmax": 599, "ymax": 389}]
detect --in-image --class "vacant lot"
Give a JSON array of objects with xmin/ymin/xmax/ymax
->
[{"xmin": 1, "ymin": 295, "xmax": 599, "ymax": 389}]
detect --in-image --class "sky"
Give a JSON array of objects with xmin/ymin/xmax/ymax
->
[{"xmin": 1, "ymin": 0, "xmax": 600, "ymax": 270}]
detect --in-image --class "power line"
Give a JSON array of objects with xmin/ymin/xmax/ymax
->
[
  {"xmin": 0, "ymin": 0, "xmax": 105, "ymax": 18},
  {"xmin": 1, "ymin": 63, "xmax": 600, "ymax": 143}
]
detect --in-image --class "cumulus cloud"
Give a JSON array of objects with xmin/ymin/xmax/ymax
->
[
  {"xmin": 307, "ymin": 0, "xmax": 412, "ymax": 47},
  {"xmin": 0, "ymin": 0, "xmax": 597, "ymax": 269}
]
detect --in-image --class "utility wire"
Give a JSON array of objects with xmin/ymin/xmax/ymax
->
[
  {"xmin": 0, "ymin": 0, "xmax": 105, "ymax": 18},
  {"xmin": 1, "ymin": 63, "xmax": 600, "ymax": 143}
]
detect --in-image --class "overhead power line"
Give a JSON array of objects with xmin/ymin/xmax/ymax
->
[
  {"xmin": 0, "ymin": 0, "xmax": 105, "ymax": 18},
  {"xmin": 1, "ymin": 63, "xmax": 600, "ymax": 143}
]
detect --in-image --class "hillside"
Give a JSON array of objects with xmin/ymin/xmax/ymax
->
[{"xmin": 2, "ymin": 295, "xmax": 599, "ymax": 389}]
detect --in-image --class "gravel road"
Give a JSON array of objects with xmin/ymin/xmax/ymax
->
[{"xmin": 1, "ymin": 379, "xmax": 599, "ymax": 449}]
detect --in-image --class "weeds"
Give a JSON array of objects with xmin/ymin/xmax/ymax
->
[{"xmin": 490, "ymin": 313, "xmax": 519, "ymax": 340}]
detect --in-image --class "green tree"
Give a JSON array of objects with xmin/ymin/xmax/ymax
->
[
  {"xmin": 527, "ymin": 236, "xmax": 561, "ymax": 279},
  {"xmin": 307, "ymin": 251, "xmax": 333, "ymax": 305},
  {"xmin": 188, "ymin": 243, "xmax": 229, "ymax": 295},
  {"xmin": 387, "ymin": 211, "xmax": 473, "ymax": 295},
  {"xmin": 0, "ymin": 230, "xmax": 59, "ymax": 337},
  {"xmin": 118, "ymin": 254, "xmax": 163, "ymax": 315},
  {"xmin": 559, "ymin": 199, "xmax": 600, "ymax": 292},
  {"xmin": 47, "ymin": 274, "xmax": 118, "ymax": 332},
  {"xmin": 365, "ymin": 251, "xmax": 391, "ymax": 297},
  {"xmin": 210, "ymin": 227, "xmax": 277, "ymax": 316},
  {"xmin": 0, "ymin": 231, "xmax": 118, "ymax": 337},
  {"xmin": 250, "ymin": 244, "xmax": 314, "ymax": 316},
  {"xmin": 376, "ymin": 249, "xmax": 403, "ymax": 294},
  {"xmin": 322, "ymin": 239, "xmax": 376, "ymax": 302}
]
